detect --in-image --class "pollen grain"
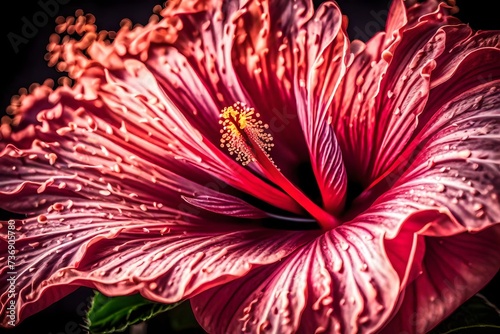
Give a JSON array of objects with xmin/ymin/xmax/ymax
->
[{"xmin": 219, "ymin": 102, "xmax": 274, "ymax": 166}]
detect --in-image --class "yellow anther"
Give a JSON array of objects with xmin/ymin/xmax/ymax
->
[{"xmin": 219, "ymin": 102, "xmax": 274, "ymax": 166}]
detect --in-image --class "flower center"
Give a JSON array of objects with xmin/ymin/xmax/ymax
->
[
  {"xmin": 219, "ymin": 102, "xmax": 274, "ymax": 166},
  {"xmin": 220, "ymin": 102, "xmax": 341, "ymax": 230}
]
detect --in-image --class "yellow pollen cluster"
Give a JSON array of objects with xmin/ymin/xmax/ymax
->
[{"xmin": 219, "ymin": 102, "xmax": 274, "ymax": 166}]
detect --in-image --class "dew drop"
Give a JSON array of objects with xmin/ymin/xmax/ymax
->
[
  {"xmin": 458, "ymin": 149, "xmax": 471, "ymax": 159},
  {"xmin": 382, "ymin": 50, "xmax": 393, "ymax": 63},
  {"xmin": 363, "ymin": 234, "xmax": 374, "ymax": 241},
  {"xmin": 473, "ymin": 203, "xmax": 484, "ymax": 211},
  {"xmin": 356, "ymin": 76, "xmax": 364, "ymax": 86},
  {"xmin": 52, "ymin": 203, "xmax": 65, "ymax": 211},
  {"xmin": 322, "ymin": 296, "xmax": 333, "ymax": 306},
  {"xmin": 47, "ymin": 153, "xmax": 58, "ymax": 165},
  {"xmin": 436, "ymin": 184, "xmax": 446, "ymax": 192},
  {"xmin": 259, "ymin": 320, "xmax": 271, "ymax": 332},
  {"xmin": 99, "ymin": 190, "xmax": 111, "ymax": 196},
  {"xmin": 315, "ymin": 326, "xmax": 327, "ymax": 334}
]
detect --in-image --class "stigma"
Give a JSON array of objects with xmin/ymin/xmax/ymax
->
[
  {"xmin": 219, "ymin": 102, "xmax": 341, "ymax": 230},
  {"xmin": 219, "ymin": 102, "xmax": 274, "ymax": 166}
]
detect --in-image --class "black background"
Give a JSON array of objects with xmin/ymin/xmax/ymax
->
[{"xmin": 1, "ymin": 0, "xmax": 499, "ymax": 333}]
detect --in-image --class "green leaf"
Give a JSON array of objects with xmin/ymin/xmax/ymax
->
[
  {"xmin": 430, "ymin": 294, "xmax": 500, "ymax": 334},
  {"xmin": 86, "ymin": 291, "xmax": 181, "ymax": 333},
  {"xmin": 167, "ymin": 300, "xmax": 202, "ymax": 332}
]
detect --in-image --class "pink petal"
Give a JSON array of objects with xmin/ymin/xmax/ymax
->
[
  {"xmin": 383, "ymin": 0, "xmax": 407, "ymax": 39},
  {"xmin": 226, "ymin": 0, "xmax": 313, "ymax": 173},
  {"xmin": 429, "ymin": 28, "xmax": 500, "ymax": 88},
  {"xmin": 383, "ymin": 79, "xmax": 500, "ymax": 235},
  {"xmin": 192, "ymin": 223, "xmax": 400, "ymax": 334},
  {"xmin": 0, "ymin": 82, "xmax": 312, "ymax": 326},
  {"xmin": 294, "ymin": 2, "xmax": 349, "ymax": 214},
  {"xmin": 0, "ymin": 199, "xmax": 316, "ymax": 326},
  {"xmin": 355, "ymin": 77, "xmax": 500, "ymax": 331},
  {"xmin": 225, "ymin": 0, "xmax": 349, "ymax": 206},
  {"xmin": 182, "ymin": 192, "xmax": 268, "ymax": 219},
  {"xmin": 98, "ymin": 59, "xmax": 301, "ymax": 213},
  {"xmin": 382, "ymin": 227, "xmax": 500, "ymax": 333},
  {"xmin": 142, "ymin": 0, "xmax": 313, "ymax": 180},
  {"xmin": 3, "ymin": 60, "xmax": 301, "ymax": 215},
  {"xmin": 331, "ymin": 2, "xmax": 461, "ymax": 186},
  {"xmin": 0, "ymin": 104, "xmax": 239, "ymax": 218}
]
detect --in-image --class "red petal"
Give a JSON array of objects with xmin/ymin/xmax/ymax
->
[
  {"xmin": 100, "ymin": 59, "xmax": 301, "ymax": 212},
  {"xmin": 331, "ymin": 2, "xmax": 461, "ymax": 186},
  {"xmin": 295, "ymin": 2, "xmax": 349, "ymax": 214},
  {"xmin": 182, "ymin": 192, "xmax": 268, "ymax": 219},
  {"xmin": 227, "ymin": 0, "xmax": 313, "ymax": 173},
  {"xmin": 142, "ymin": 0, "xmax": 313, "ymax": 179},
  {"xmin": 3, "ymin": 61, "xmax": 301, "ymax": 214},
  {"xmin": 192, "ymin": 224, "xmax": 400, "ymax": 334},
  {"xmin": 382, "ymin": 227, "xmax": 500, "ymax": 334},
  {"xmin": 356, "ymin": 78, "xmax": 500, "ymax": 331},
  {"xmin": 0, "ymin": 201, "xmax": 315, "ymax": 326},
  {"xmin": 227, "ymin": 0, "xmax": 350, "ymax": 207},
  {"xmin": 0, "ymin": 102, "xmax": 241, "ymax": 218},
  {"xmin": 382, "ymin": 79, "xmax": 500, "ymax": 234}
]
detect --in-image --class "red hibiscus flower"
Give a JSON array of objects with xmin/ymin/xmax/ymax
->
[{"xmin": 1, "ymin": 0, "xmax": 499, "ymax": 333}]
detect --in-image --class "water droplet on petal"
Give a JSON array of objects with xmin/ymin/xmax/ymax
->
[
  {"xmin": 99, "ymin": 190, "xmax": 111, "ymax": 196},
  {"xmin": 475, "ymin": 210, "xmax": 485, "ymax": 219},
  {"xmin": 259, "ymin": 320, "xmax": 271, "ymax": 332},
  {"xmin": 458, "ymin": 149, "xmax": 471, "ymax": 159},
  {"xmin": 52, "ymin": 202, "xmax": 65, "ymax": 211},
  {"xmin": 436, "ymin": 184, "xmax": 446, "ymax": 192}
]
